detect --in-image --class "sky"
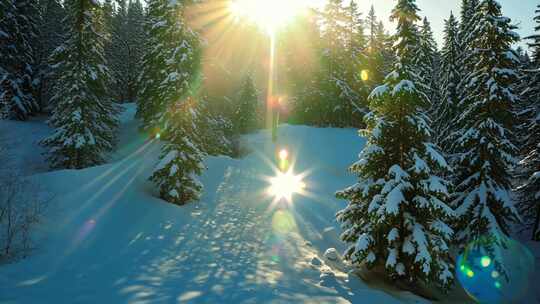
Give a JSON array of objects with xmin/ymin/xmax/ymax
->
[{"xmin": 351, "ymin": 0, "xmax": 537, "ymax": 50}]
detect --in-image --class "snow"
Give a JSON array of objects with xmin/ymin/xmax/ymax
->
[
  {"xmin": 0, "ymin": 104, "xmax": 428, "ymax": 303},
  {"xmin": 323, "ymin": 248, "xmax": 339, "ymax": 261},
  {"xmin": 0, "ymin": 115, "xmax": 51, "ymax": 175}
]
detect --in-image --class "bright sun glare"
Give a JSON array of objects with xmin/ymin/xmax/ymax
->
[
  {"xmin": 229, "ymin": 0, "xmax": 310, "ymax": 33},
  {"xmin": 268, "ymin": 169, "xmax": 306, "ymax": 202}
]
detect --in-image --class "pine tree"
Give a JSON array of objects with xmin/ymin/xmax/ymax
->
[
  {"xmin": 452, "ymin": 0, "xmax": 521, "ymax": 253},
  {"xmin": 364, "ymin": 6, "xmax": 387, "ymax": 88},
  {"xmin": 194, "ymin": 95, "xmax": 234, "ymax": 157},
  {"xmin": 344, "ymin": 0, "xmax": 369, "ymax": 124},
  {"xmin": 517, "ymin": 4, "xmax": 540, "ymax": 240},
  {"xmin": 137, "ymin": 0, "xmax": 200, "ymax": 131},
  {"xmin": 150, "ymin": 100, "xmax": 205, "ymax": 205},
  {"xmin": 336, "ymin": 0, "xmax": 454, "ymax": 291},
  {"xmin": 107, "ymin": 0, "xmax": 145, "ymax": 102},
  {"xmin": 434, "ymin": 13, "xmax": 461, "ymax": 149},
  {"xmin": 41, "ymin": 0, "xmax": 119, "ymax": 169},
  {"xmin": 234, "ymin": 74, "xmax": 259, "ymax": 134},
  {"xmin": 140, "ymin": 0, "xmax": 205, "ymax": 205},
  {"xmin": 0, "ymin": 0, "xmax": 40, "ymax": 120},
  {"xmin": 313, "ymin": 0, "xmax": 367, "ymax": 127},
  {"xmin": 36, "ymin": 0, "xmax": 67, "ymax": 111},
  {"xmin": 530, "ymin": 5, "xmax": 540, "ymax": 63},
  {"xmin": 124, "ymin": 0, "xmax": 146, "ymax": 101},
  {"xmin": 415, "ymin": 17, "xmax": 438, "ymax": 104},
  {"xmin": 456, "ymin": 0, "xmax": 481, "ymax": 103}
]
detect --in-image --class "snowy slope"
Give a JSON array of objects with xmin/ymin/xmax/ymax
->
[
  {"xmin": 0, "ymin": 104, "xmax": 440, "ymax": 303},
  {"xmin": 0, "ymin": 115, "xmax": 51, "ymax": 176}
]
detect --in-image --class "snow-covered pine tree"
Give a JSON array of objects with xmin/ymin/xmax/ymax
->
[
  {"xmin": 336, "ymin": 0, "xmax": 455, "ymax": 291},
  {"xmin": 194, "ymin": 95, "xmax": 234, "ymax": 157},
  {"xmin": 318, "ymin": 0, "xmax": 362, "ymax": 127},
  {"xmin": 150, "ymin": 100, "xmax": 205, "ymax": 205},
  {"xmin": 451, "ymin": 0, "xmax": 521, "ymax": 251},
  {"xmin": 434, "ymin": 13, "xmax": 461, "ymax": 150},
  {"xmin": 141, "ymin": 0, "xmax": 205, "ymax": 205},
  {"xmin": 530, "ymin": 5, "xmax": 540, "ymax": 63},
  {"xmin": 0, "ymin": 0, "xmax": 40, "ymax": 120},
  {"xmin": 137, "ymin": 0, "xmax": 200, "ymax": 131},
  {"xmin": 124, "ymin": 0, "xmax": 146, "ymax": 102},
  {"xmin": 234, "ymin": 74, "xmax": 260, "ymax": 134},
  {"xmin": 376, "ymin": 21, "xmax": 396, "ymax": 80},
  {"xmin": 107, "ymin": 0, "xmax": 145, "ymax": 102},
  {"xmin": 516, "ymin": 4, "xmax": 540, "ymax": 240},
  {"xmin": 415, "ymin": 17, "xmax": 439, "ymax": 105},
  {"xmin": 41, "ymin": 0, "xmax": 119, "ymax": 169},
  {"xmin": 456, "ymin": 0, "xmax": 481, "ymax": 103},
  {"xmin": 364, "ymin": 6, "xmax": 387, "ymax": 88},
  {"xmin": 36, "ymin": 0, "xmax": 68, "ymax": 111},
  {"xmin": 344, "ymin": 0, "xmax": 369, "ymax": 124}
]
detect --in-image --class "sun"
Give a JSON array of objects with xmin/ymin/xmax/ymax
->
[{"xmin": 229, "ymin": 0, "xmax": 310, "ymax": 33}]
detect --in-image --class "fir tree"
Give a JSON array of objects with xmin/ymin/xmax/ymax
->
[
  {"xmin": 41, "ymin": 0, "xmax": 119, "ymax": 169},
  {"xmin": 234, "ymin": 74, "xmax": 259, "ymax": 134},
  {"xmin": 107, "ymin": 0, "xmax": 145, "ymax": 102},
  {"xmin": 456, "ymin": 0, "xmax": 481, "ymax": 103},
  {"xmin": 415, "ymin": 17, "xmax": 438, "ymax": 103},
  {"xmin": 337, "ymin": 0, "xmax": 454, "ymax": 291},
  {"xmin": 150, "ymin": 100, "xmax": 205, "ymax": 205},
  {"xmin": 451, "ymin": 0, "xmax": 521, "ymax": 253},
  {"xmin": 194, "ymin": 95, "xmax": 234, "ymax": 157},
  {"xmin": 517, "ymin": 4, "xmax": 540, "ymax": 240},
  {"xmin": 36, "ymin": 0, "xmax": 68, "ymax": 111},
  {"xmin": 137, "ymin": 0, "xmax": 200, "ymax": 131},
  {"xmin": 364, "ymin": 6, "xmax": 387, "ymax": 88},
  {"xmin": 529, "ymin": 5, "xmax": 540, "ymax": 63},
  {"xmin": 140, "ymin": 0, "xmax": 205, "ymax": 205},
  {"xmin": 434, "ymin": 13, "xmax": 461, "ymax": 149},
  {"xmin": 0, "ymin": 0, "xmax": 40, "ymax": 120}
]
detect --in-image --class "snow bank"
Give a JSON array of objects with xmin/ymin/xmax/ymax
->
[{"xmin": 0, "ymin": 104, "xmax": 430, "ymax": 303}]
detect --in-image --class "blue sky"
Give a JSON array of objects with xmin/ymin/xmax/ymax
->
[{"xmin": 354, "ymin": 0, "xmax": 537, "ymax": 50}]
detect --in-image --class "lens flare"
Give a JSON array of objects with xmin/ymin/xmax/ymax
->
[
  {"xmin": 267, "ymin": 169, "xmax": 306, "ymax": 202},
  {"xmin": 229, "ymin": 0, "xmax": 309, "ymax": 33},
  {"xmin": 456, "ymin": 237, "xmax": 535, "ymax": 304},
  {"xmin": 279, "ymin": 149, "xmax": 288, "ymax": 161},
  {"xmin": 480, "ymin": 256, "xmax": 492, "ymax": 268},
  {"xmin": 360, "ymin": 69, "xmax": 369, "ymax": 81}
]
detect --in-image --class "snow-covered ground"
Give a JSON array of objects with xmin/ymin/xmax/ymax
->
[{"xmin": 0, "ymin": 104, "xmax": 537, "ymax": 303}]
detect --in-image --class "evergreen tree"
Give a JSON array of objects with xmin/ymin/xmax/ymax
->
[
  {"xmin": 41, "ymin": 0, "xmax": 119, "ymax": 169},
  {"xmin": 194, "ymin": 95, "xmax": 234, "ymax": 157},
  {"xmin": 107, "ymin": 0, "xmax": 145, "ymax": 102},
  {"xmin": 528, "ymin": 4, "xmax": 540, "ymax": 63},
  {"xmin": 415, "ymin": 17, "xmax": 438, "ymax": 103},
  {"xmin": 337, "ymin": 0, "xmax": 454, "ymax": 291},
  {"xmin": 0, "ymin": 0, "xmax": 40, "ymax": 120},
  {"xmin": 344, "ymin": 0, "xmax": 369, "ymax": 124},
  {"xmin": 140, "ymin": 0, "xmax": 205, "ymax": 205},
  {"xmin": 434, "ymin": 13, "xmax": 461, "ymax": 149},
  {"xmin": 36, "ymin": 0, "xmax": 68, "ymax": 111},
  {"xmin": 150, "ymin": 100, "xmax": 205, "ymax": 205},
  {"xmin": 124, "ymin": 0, "xmax": 146, "ymax": 101},
  {"xmin": 451, "ymin": 0, "xmax": 521, "ymax": 253},
  {"xmin": 234, "ymin": 74, "xmax": 260, "ymax": 134},
  {"xmin": 364, "ymin": 6, "xmax": 387, "ymax": 88},
  {"xmin": 517, "ymin": 5, "xmax": 540, "ymax": 240},
  {"xmin": 456, "ymin": 0, "xmax": 481, "ymax": 103}
]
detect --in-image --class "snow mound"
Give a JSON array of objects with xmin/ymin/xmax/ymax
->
[
  {"xmin": 0, "ymin": 104, "xmax": 430, "ymax": 303},
  {"xmin": 324, "ymin": 248, "xmax": 340, "ymax": 261}
]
